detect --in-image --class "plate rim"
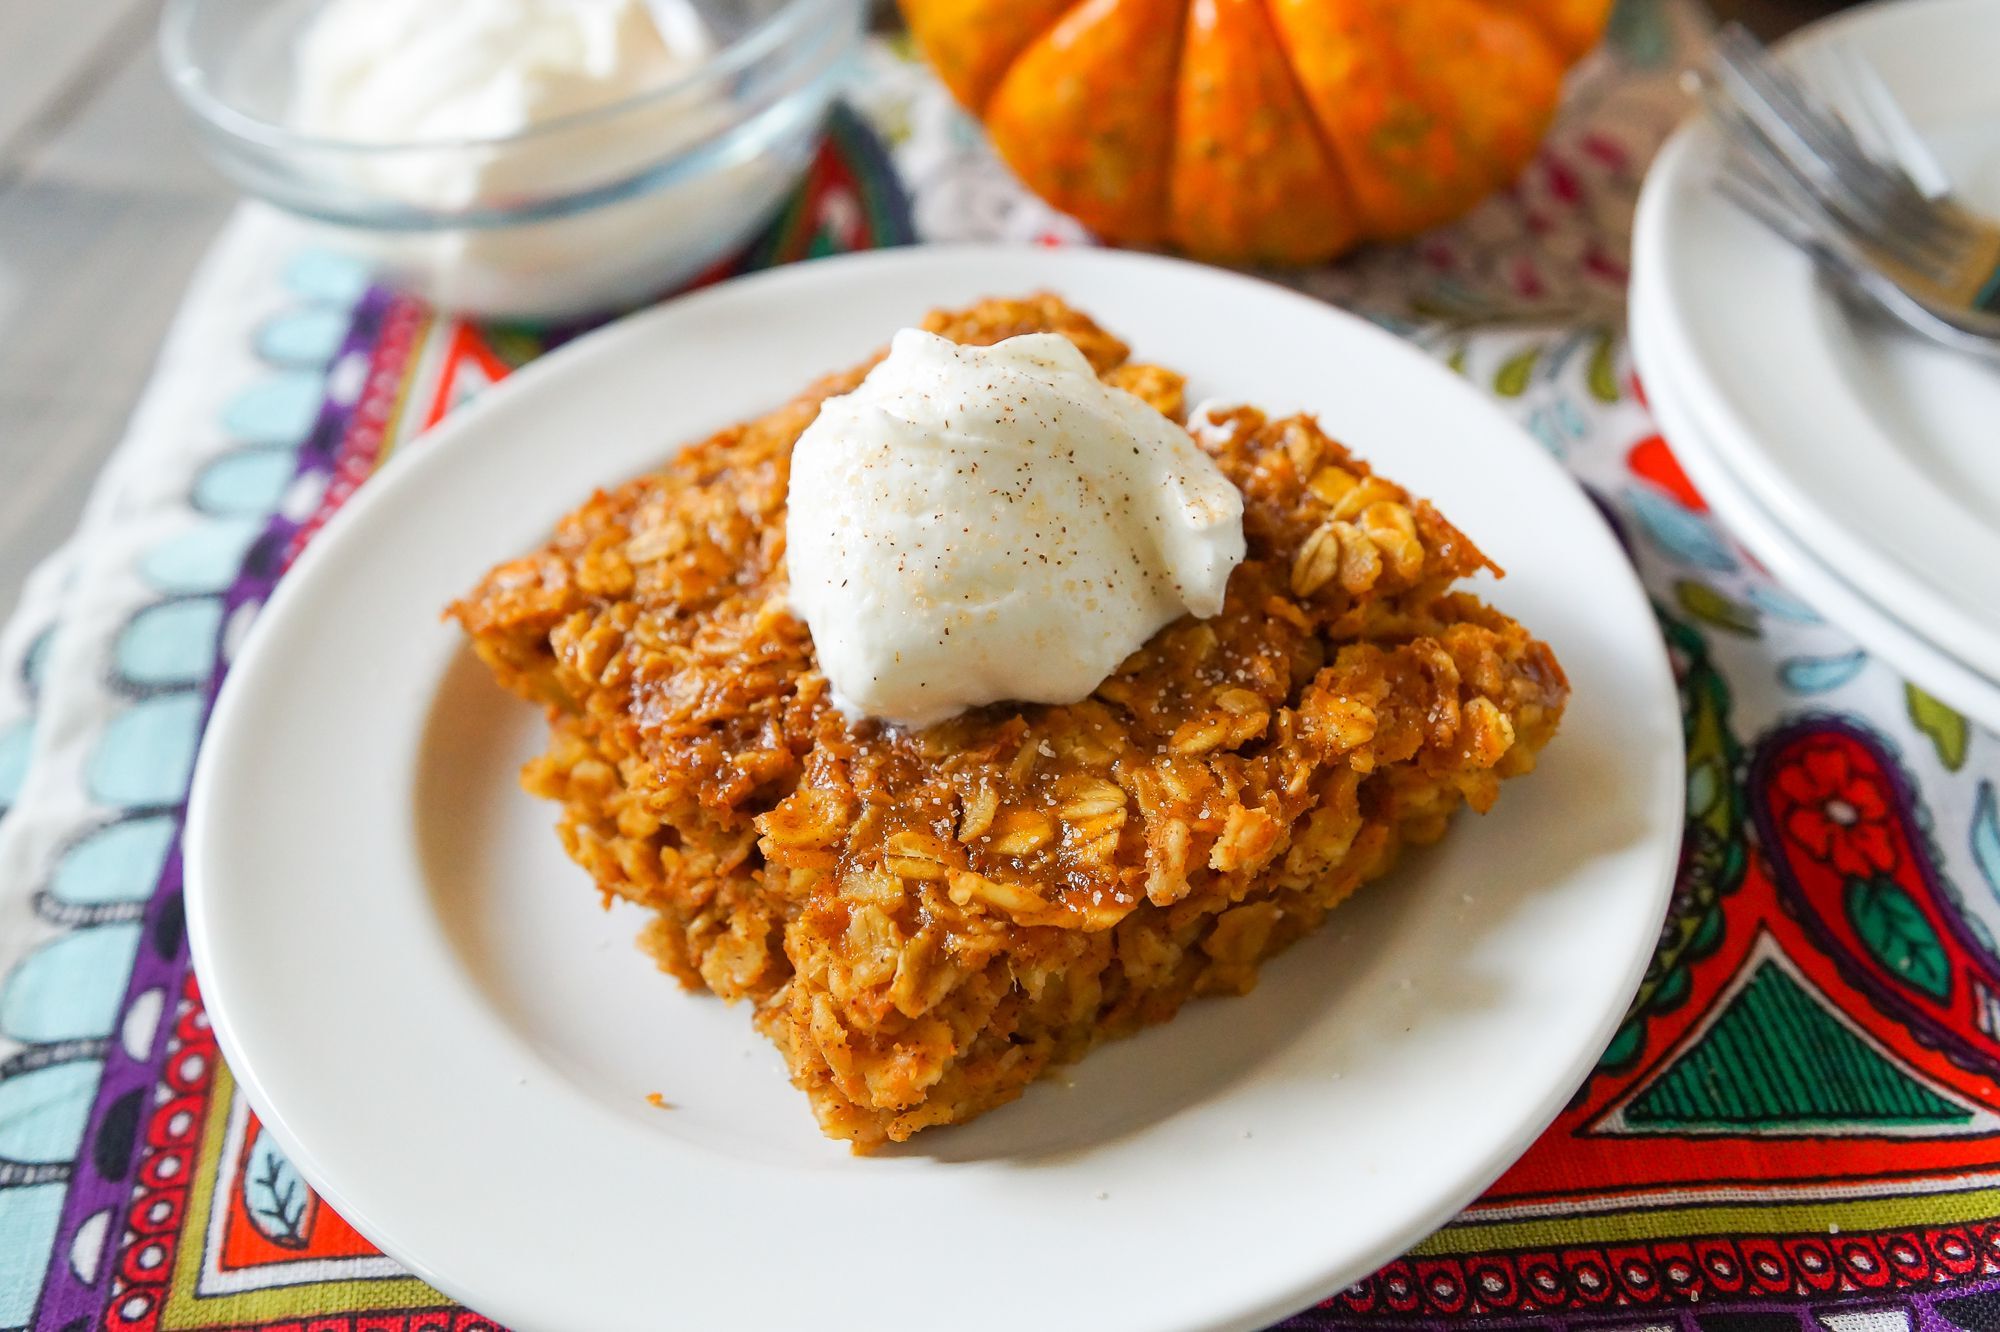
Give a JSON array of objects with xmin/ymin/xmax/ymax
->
[
  {"xmin": 1630, "ymin": 272, "xmax": 2000, "ymax": 733},
  {"xmin": 186, "ymin": 242, "xmax": 1683, "ymax": 1332},
  {"xmin": 1630, "ymin": 0, "xmax": 2000, "ymax": 672}
]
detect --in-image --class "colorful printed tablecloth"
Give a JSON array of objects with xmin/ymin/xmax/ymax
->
[{"xmin": 7, "ymin": 9, "xmax": 2000, "ymax": 1330}]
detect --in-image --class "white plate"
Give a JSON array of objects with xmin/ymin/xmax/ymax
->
[
  {"xmin": 1632, "ymin": 0, "xmax": 2000, "ymax": 674},
  {"xmin": 185, "ymin": 246, "xmax": 1682, "ymax": 1332},
  {"xmin": 1632, "ymin": 276, "xmax": 2000, "ymax": 734}
]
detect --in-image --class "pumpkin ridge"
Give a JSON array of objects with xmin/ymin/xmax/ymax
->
[
  {"xmin": 1164, "ymin": 0, "xmax": 1194, "ymax": 233},
  {"xmin": 1170, "ymin": 0, "xmax": 1357, "ymax": 261},
  {"xmin": 984, "ymin": 0, "xmax": 1191, "ymax": 244},
  {"xmin": 1262, "ymin": 0, "xmax": 1434, "ymax": 238},
  {"xmin": 980, "ymin": 0, "xmax": 1093, "ymax": 115},
  {"xmin": 1249, "ymin": 0, "xmax": 1362, "ymax": 226},
  {"xmin": 1145, "ymin": 0, "xmax": 1195, "ymax": 243},
  {"xmin": 977, "ymin": 0, "xmax": 1095, "ymax": 116},
  {"xmin": 905, "ymin": 0, "xmax": 1087, "ymax": 116}
]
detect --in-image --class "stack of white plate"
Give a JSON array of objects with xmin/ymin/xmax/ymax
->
[{"xmin": 1629, "ymin": 0, "xmax": 2000, "ymax": 733}]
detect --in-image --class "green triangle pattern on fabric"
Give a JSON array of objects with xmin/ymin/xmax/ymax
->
[{"xmin": 1624, "ymin": 959, "xmax": 1972, "ymax": 1128}]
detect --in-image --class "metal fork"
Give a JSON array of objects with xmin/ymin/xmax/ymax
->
[
  {"xmin": 1711, "ymin": 27, "xmax": 1981, "ymax": 268},
  {"xmin": 1798, "ymin": 40, "xmax": 1951, "ymax": 202},
  {"xmin": 1717, "ymin": 169, "xmax": 2000, "ymax": 363},
  {"xmin": 1704, "ymin": 25, "xmax": 2000, "ymax": 344}
]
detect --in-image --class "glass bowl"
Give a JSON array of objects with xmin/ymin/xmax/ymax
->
[{"xmin": 160, "ymin": 0, "xmax": 864, "ymax": 320}]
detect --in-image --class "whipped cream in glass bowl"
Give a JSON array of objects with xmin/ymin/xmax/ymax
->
[
  {"xmin": 161, "ymin": 0, "xmax": 862, "ymax": 320},
  {"xmin": 786, "ymin": 330, "xmax": 1248, "ymax": 729}
]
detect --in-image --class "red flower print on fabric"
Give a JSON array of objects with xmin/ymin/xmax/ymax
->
[{"xmin": 1773, "ymin": 742, "xmax": 1899, "ymax": 877}]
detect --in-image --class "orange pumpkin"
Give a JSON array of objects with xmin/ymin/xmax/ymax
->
[{"xmin": 900, "ymin": 0, "xmax": 1612, "ymax": 263}]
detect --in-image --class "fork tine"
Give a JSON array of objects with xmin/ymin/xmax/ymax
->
[
  {"xmin": 1716, "ymin": 152, "xmax": 2000, "ymax": 360},
  {"xmin": 1710, "ymin": 29, "xmax": 2000, "ymax": 352},
  {"xmin": 1710, "ymin": 93, "xmax": 1959, "ymax": 287},
  {"xmin": 1796, "ymin": 47, "xmax": 1902, "ymax": 180},
  {"xmin": 1711, "ymin": 102, "xmax": 1853, "ymax": 240},
  {"xmin": 1709, "ymin": 36, "xmax": 1911, "ymax": 235},
  {"xmin": 1713, "ymin": 30, "xmax": 1884, "ymax": 188},
  {"xmin": 1712, "ymin": 28, "xmax": 1943, "ymax": 230},
  {"xmin": 1708, "ymin": 29, "xmax": 1967, "ymax": 274},
  {"xmin": 1820, "ymin": 41, "xmax": 1953, "ymax": 201},
  {"xmin": 1705, "ymin": 82, "xmax": 1951, "ymax": 281},
  {"xmin": 1745, "ymin": 37, "xmax": 1971, "ymax": 262},
  {"xmin": 1789, "ymin": 42, "xmax": 1964, "ymax": 258}
]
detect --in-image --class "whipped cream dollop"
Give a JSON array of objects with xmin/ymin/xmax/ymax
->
[
  {"xmin": 290, "ymin": 0, "xmax": 711, "ymax": 188},
  {"xmin": 786, "ymin": 330, "xmax": 1247, "ymax": 728},
  {"xmin": 284, "ymin": 0, "xmax": 741, "ymax": 318}
]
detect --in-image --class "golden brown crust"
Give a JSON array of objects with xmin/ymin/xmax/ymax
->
[{"xmin": 449, "ymin": 294, "xmax": 1567, "ymax": 1150}]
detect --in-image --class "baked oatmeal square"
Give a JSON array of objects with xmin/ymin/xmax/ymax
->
[{"xmin": 449, "ymin": 295, "xmax": 1566, "ymax": 1151}]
